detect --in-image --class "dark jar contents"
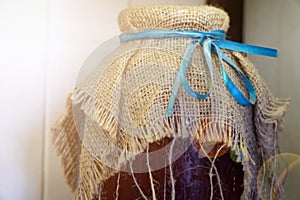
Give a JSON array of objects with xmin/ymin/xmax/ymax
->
[{"xmin": 98, "ymin": 138, "xmax": 244, "ymax": 200}]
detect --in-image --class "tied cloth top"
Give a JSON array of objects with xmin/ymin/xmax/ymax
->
[{"xmin": 52, "ymin": 5, "xmax": 289, "ymax": 200}]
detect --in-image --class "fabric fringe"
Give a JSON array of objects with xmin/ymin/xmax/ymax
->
[
  {"xmin": 72, "ymin": 87, "xmax": 170, "ymax": 146},
  {"xmin": 52, "ymin": 94, "xmax": 117, "ymax": 199},
  {"xmin": 73, "ymin": 147, "xmax": 117, "ymax": 200},
  {"xmin": 73, "ymin": 85, "xmax": 238, "ymax": 152},
  {"xmin": 71, "ymin": 87, "xmax": 245, "ymax": 198},
  {"xmin": 51, "ymin": 93, "xmax": 82, "ymax": 192},
  {"xmin": 233, "ymin": 52, "xmax": 290, "ymax": 200}
]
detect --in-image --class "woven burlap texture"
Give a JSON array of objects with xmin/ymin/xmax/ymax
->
[{"xmin": 52, "ymin": 5, "xmax": 289, "ymax": 200}]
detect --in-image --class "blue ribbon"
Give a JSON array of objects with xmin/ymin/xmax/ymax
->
[{"xmin": 120, "ymin": 30, "xmax": 278, "ymax": 116}]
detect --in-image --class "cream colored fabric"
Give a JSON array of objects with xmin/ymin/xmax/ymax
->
[{"xmin": 52, "ymin": 5, "xmax": 289, "ymax": 200}]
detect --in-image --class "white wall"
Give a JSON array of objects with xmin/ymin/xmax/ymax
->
[
  {"xmin": 0, "ymin": 1, "xmax": 127, "ymax": 200},
  {"xmin": 244, "ymin": 2, "xmax": 300, "ymax": 197},
  {"xmin": 244, "ymin": 0, "xmax": 300, "ymax": 154},
  {"xmin": 44, "ymin": 1, "xmax": 127, "ymax": 200},
  {"xmin": 0, "ymin": 0, "xmax": 47, "ymax": 199}
]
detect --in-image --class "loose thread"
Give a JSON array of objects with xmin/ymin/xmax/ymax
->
[
  {"xmin": 209, "ymin": 160, "xmax": 214, "ymax": 200},
  {"xmin": 98, "ymin": 183, "xmax": 103, "ymax": 200},
  {"xmin": 169, "ymin": 138, "xmax": 176, "ymax": 200},
  {"xmin": 258, "ymin": 151, "xmax": 266, "ymax": 197},
  {"xmin": 164, "ymin": 159, "xmax": 167, "ymax": 200},
  {"xmin": 200, "ymin": 143, "xmax": 226, "ymax": 200},
  {"xmin": 146, "ymin": 145, "xmax": 157, "ymax": 200},
  {"xmin": 211, "ymin": 144, "xmax": 226, "ymax": 200},
  {"xmin": 114, "ymin": 172, "xmax": 121, "ymax": 200},
  {"xmin": 198, "ymin": 143, "xmax": 215, "ymax": 200},
  {"xmin": 129, "ymin": 161, "xmax": 148, "ymax": 200},
  {"xmin": 270, "ymin": 131, "xmax": 277, "ymax": 199}
]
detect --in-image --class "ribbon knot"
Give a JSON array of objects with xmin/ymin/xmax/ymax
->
[
  {"xmin": 198, "ymin": 34, "xmax": 210, "ymax": 43},
  {"xmin": 120, "ymin": 30, "xmax": 278, "ymax": 116}
]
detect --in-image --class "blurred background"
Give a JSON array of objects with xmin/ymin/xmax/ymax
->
[{"xmin": 0, "ymin": 0, "xmax": 299, "ymax": 199}]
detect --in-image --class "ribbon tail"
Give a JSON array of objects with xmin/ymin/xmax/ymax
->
[
  {"xmin": 213, "ymin": 44, "xmax": 256, "ymax": 106},
  {"xmin": 180, "ymin": 40, "xmax": 212, "ymax": 99},
  {"xmin": 167, "ymin": 39, "xmax": 215, "ymax": 116},
  {"xmin": 166, "ymin": 72, "xmax": 182, "ymax": 116},
  {"xmin": 202, "ymin": 38, "xmax": 215, "ymax": 88},
  {"xmin": 180, "ymin": 38, "xmax": 214, "ymax": 99},
  {"xmin": 166, "ymin": 40, "xmax": 199, "ymax": 116},
  {"xmin": 214, "ymin": 40, "xmax": 278, "ymax": 58}
]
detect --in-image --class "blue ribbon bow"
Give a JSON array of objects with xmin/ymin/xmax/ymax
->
[{"xmin": 120, "ymin": 30, "xmax": 278, "ymax": 116}]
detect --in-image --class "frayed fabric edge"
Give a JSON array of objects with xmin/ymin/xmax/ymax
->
[{"xmin": 233, "ymin": 52, "xmax": 290, "ymax": 200}]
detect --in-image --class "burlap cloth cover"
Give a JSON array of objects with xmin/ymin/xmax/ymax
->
[{"xmin": 52, "ymin": 5, "xmax": 290, "ymax": 200}]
